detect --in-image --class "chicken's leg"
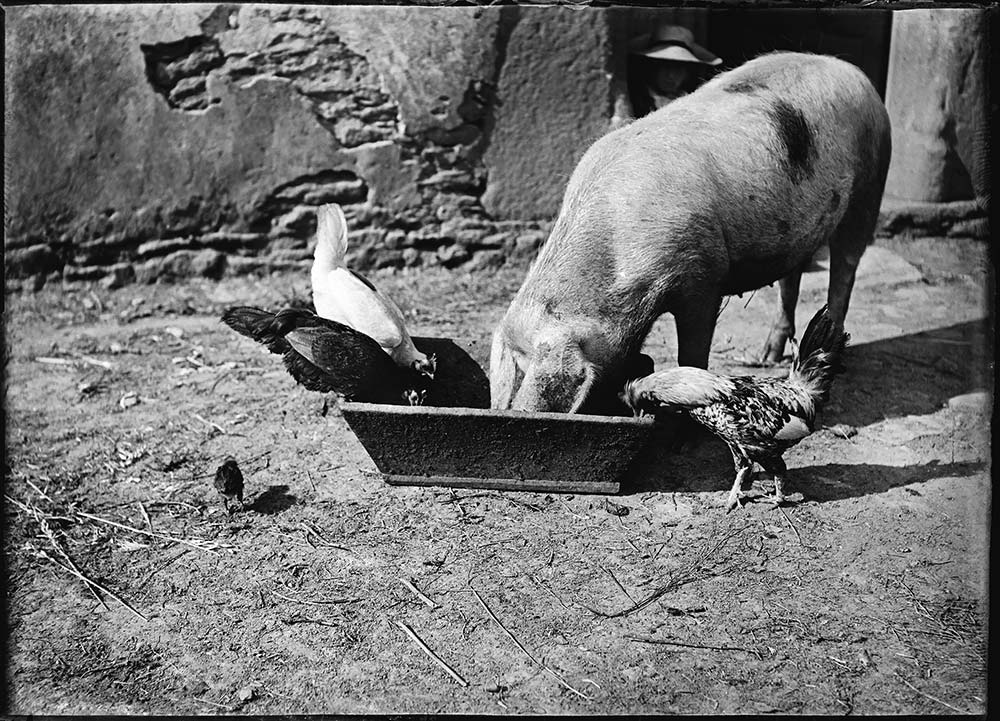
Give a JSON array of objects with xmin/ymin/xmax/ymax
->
[
  {"xmin": 760, "ymin": 456, "xmax": 788, "ymax": 506},
  {"xmin": 725, "ymin": 447, "xmax": 755, "ymax": 512}
]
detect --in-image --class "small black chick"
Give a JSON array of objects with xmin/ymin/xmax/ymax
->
[
  {"xmin": 623, "ymin": 305, "xmax": 848, "ymax": 511},
  {"xmin": 214, "ymin": 457, "xmax": 244, "ymax": 514},
  {"xmin": 221, "ymin": 306, "xmax": 430, "ymax": 405}
]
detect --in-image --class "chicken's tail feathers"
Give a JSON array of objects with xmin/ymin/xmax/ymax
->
[
  {"xmin": 790, "ymin": 304, "xmax": 849, "ymax": 403},
  {"xmin": 221, "ymin": 306, "xmax": 289, "ymax": 355},
  {"xmin": 314, "ymin": 203, "xmax": 349, "ymax": 267}
]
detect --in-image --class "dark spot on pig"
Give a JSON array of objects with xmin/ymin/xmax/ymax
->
[
  {"xmin": 776, "ymin": 219, "xmax": 790, "ymax": 236},
  {"xmin": 829, "ymin": 190, "xmax": 841, "ymax": 212},
  {"xmin": 767, "ymin": 99, "xmax": 815, "ymax": 183},
  {"xmin": 748, "ymin": 194, "xmax": 757, "ymax": 202},
  {"xmin": 542, "ymin": 297, "xmax": 559, "ymax": 316},
  {"xmin": 725, "ymin": 78, "xmax": 768, "ymax": 94}
]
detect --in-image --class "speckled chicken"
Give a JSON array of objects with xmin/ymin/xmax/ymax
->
[
  {"xmin": 311, "ymin": 203, "xmax": 435, "ymax": 378},
  {"xmin": 222, "ymin": 306, "xmax": 430, "ymax": 405},
  {"xmin": 214, "ymin": 457, "xmax": 244, "ymax": 514},
  {"xmin": 623, "ymin": 305, "xmax": 848, "ymax": 511}
]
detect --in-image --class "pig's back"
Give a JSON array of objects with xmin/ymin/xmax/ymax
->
[
  {"xmin": 594, "ymin": 52, "xmax": 887, "ymax": 196},
  {"xmin": 561, "ymin": 52, "xmax": 889, "ymax": 289}
]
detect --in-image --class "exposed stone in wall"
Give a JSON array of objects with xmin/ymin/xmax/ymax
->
[
  {"xmin": 141, "ymin": 36, "xmax": 226, "ymax": 111},
  {"xmin": 5, "ymin": 4, "xmax": 577, "ymax": 289}
]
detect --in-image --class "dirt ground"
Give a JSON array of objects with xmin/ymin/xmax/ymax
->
[{"xmin": 3, "ymin": 234, "xmax": 991, "ymax": 714}]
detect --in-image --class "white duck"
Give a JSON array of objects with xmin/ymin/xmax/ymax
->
[{"xmin": 311, "ymin": 203, "xmax": 435, "ymax": 378}]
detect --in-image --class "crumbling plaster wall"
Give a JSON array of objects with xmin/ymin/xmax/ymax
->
[{"xmin": 5, "ymin": 4, "xmax": 615, "ymax": 287}]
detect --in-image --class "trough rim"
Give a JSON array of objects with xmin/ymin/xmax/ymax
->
[{"xmin": 340, "ymin": 401, "xmax": 656, "ymax": 426}]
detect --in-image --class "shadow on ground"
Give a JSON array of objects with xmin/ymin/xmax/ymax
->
[
  {"xmin": 248, "ymin": 484, "xmax": 298, "ymax": 514},
  {"xmin": 622, "ymin": 428, "xmax": 985, "ymax": 501},
  {"xmin": 821, "ymin": 319, "xmax": 990, "ymax": 428}
]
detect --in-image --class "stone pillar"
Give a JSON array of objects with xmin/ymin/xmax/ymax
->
[{"xmin": 883, "ymin": 9, "xmax": 989, "ymax": 204}]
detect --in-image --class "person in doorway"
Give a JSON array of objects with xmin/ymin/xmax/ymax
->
[{"xmin": 627, "ymin": 24, "xmax": 723, "ymax": 117}]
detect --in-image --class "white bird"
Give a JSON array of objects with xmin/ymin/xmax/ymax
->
[{"xmin": 311, "ymin": 203, "xmax": 435, "ymax": 378}]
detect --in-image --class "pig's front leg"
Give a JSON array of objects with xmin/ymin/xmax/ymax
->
[
  {"xmin": 674, "ymin": 292, "xmax": 722, "ymax": 369},
  {"xmin": 759, "ymin": 269, "xmax": 804, "ymax": 364}
]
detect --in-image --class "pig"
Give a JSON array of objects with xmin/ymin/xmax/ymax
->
[{"xmin": 490, "ymin": 51, "xmax": 891, "ymax": 413}]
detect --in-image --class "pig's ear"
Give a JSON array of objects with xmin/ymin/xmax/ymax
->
[
  {"xmin": 489, "ymin": 327, "xmax": 523, "ymax": 409},
  {"xmin": 516, "ymin": 337, "xmax": 597, "ymax": 413}
]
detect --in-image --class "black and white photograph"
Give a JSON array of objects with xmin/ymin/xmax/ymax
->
[{"xmin": 3, "ymin": 1, "xmax": 993, "ymax": 714}]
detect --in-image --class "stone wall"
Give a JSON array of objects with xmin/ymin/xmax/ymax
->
[
  {"xmin": 5, "ymin": 6, "xmax": 992, "ymax": 290},
  {"xmin": 5, "ymin": 4, "xmax": 614, "ymax": 288}
]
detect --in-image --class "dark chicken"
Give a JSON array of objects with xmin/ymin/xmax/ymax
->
[
  {"xmin": 623, "ymin": 305, "xmax": 848, "ymax": 511},
  {"xmin": 214, "ymin": 457, "xmax": 244, "ymax": 514},
  {"xmin": 222, "ymin": 306, "xmax": 430, "ymax": 405}
]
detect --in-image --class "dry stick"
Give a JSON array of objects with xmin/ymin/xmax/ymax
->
[
  {"xmin": 400, "ymin": 578, "xmax": 438, "ymax": 609},
  {"xmin": 895, "ymin": 672, "xmax": 965, "ymax": 714},
  {"xmin": 40, "ymin": 550, "xmax": 148, "ymax": 621},
  {"xmin": 776, "ymin": 505, "xmax": 805, "ymax": 547},
  {"xmin": 24, "ymin": 478, "xmax": 54, "ymax": 503},
  {"xmin": 601, "ymin": 565, "xmax": 637, "ymax": 604},
  {"xmin": 75, "ymin": 510, "xmax": 221, "ymax": 555},
  {"xmin": 36, "ymin": 514, "xmax": 110, "ymax": 612},
  {"xmin": 395, "ymin": 620, "xmax": 469, "ymax": 687},
  {"xmin": 627, "ymin": 635, "xmax": 760, "ymax": 657},
  {"xmin": 137, "ymin": 501, "xmax": 153, "ymax": 534},
  {"xmin": 34, "ymin": 357, "xmax": 78, "ymax": 367},
  {"xmin": 192, "ymin": 413, "xmax": 227, "ymax": 435},
  {"xmin": 76, "ymin": 354, "xmax": 117, "ymax": 371},
  {"xmin": 470, "ymin": 586, "xmax": 592, "ymax": 700}
]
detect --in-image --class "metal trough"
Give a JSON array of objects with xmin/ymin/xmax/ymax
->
[{"xmin": 340, "ymin": 336, "xmax": 656, "ymax": 494}]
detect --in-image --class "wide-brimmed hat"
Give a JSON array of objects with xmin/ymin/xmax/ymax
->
[{"xmin": 629, "ymin": 24, "xmax": 722, "ymax": 66}]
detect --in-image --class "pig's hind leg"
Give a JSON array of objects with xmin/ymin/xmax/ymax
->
[
  {"xmin": 758, "ymin": 267, "xmax": 805, "ymax": 365},
  {"xmin": 826, "ymin": 190, "xmax": 880, "ymax": 339}
]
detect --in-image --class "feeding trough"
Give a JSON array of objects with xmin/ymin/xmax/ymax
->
[{"xmin": 340, "ymin": 337, "xmax": 656, "ymax": 494}]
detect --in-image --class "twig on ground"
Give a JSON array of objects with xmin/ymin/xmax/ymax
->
[
  {"xmin": 776, "ymin": 505, "xmax": 806, "ymax": 547},
  {"xmin": 601, "ymin": 565, "xmax": 636, "ymax": 604},
  {"xmin": 75, "ymin": 510, "xmax": 225, "ymax": 554},
  {"xmin": 24, "ymin": 478, "xmax": 54, "ymax": 503},
  {"xmin": 395, "ymin": 620, "xmax": 469, "ymax": 687},
  {"xmin": 34, "ymin": 357, "xmax": 77, "ymax": 368},
  {"xmin": 135, "ymin": 546, "xmax": 191, "ymax": 589},
  {"xmin": 34, "ymin": 355, "xmax": 116, "ymax": 371},
  {"xmin": 557, "ymin": 497, "xmax": 587, "ymax": 520},
  {"xmin": 192, "ymin": 413, "xmax": 227, "ymax": 435},
  {"xmin": 299, "ymin": 521, "xmax": 356, "ymax": 554},
  {"xmin": 627, "ymin": 636, "xmax": 761, "ymax": 657},
  {"xmin": 137, "ymin": 501, "xmax": 153, "ymax": 534},
  {"xmin": 35, "ymin": 512, "xmax": 110, "ymax": 612},
  {"xmin": 528, "ymin": 574, "xmax": 573, "ymax": 612},
  {"xmin": 895, "ymin": 672, "xmax": 965, "ymax": 713},
  {"xmin": 400, "ymin": 578, "xmax": 439, "ymax": 609},
  {"xmin": 471, "ymin": 586, "xmax": 592, "ymax": 700},
  {"xmin": 38, "ymin": 545, "xmax": 147, "ymax": 621},
  {"xmin": 76, "ymin": 354, "xmax": 117, "ymax": 371},
  {"xmin": 306, "ymin": 470, "xmax": 317, "ymax": 492}
]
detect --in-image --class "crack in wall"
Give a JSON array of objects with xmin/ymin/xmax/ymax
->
[{"xmin": 140, "ymin": 36, "xmax": 225, "ymax": 111}]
